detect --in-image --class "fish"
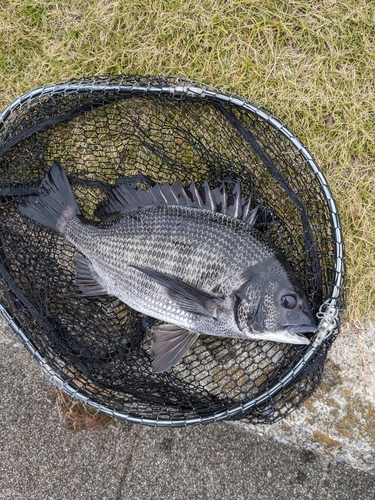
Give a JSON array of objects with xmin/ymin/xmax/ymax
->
[{"xmin": 18, "ymin": 161, "xmax": 317, "ymax": 373}]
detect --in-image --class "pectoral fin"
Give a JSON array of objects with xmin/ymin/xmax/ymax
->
[
  {"xmin": 152, "ymin": 324, "xmax": 199, "ymax": 373},
  {"xmin": 129, "ymin": 265, "xmax": 223, "ymax": 318}
]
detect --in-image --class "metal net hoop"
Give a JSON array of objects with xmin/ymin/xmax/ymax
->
[{"xmin": 0, "ymin": 76, "xmax": 344, "ymax": 426}]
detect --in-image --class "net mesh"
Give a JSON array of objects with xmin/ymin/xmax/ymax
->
[{"xmin": 0, "ymin": 76, "xmax": 345, "ymax": 425}]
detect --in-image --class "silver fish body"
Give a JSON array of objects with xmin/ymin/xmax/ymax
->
[
  {"xmin": 18, "ymin": 162, "xmax": 317, "ymax": 373},
  {"xmin": 68, "ymin": 206, "xmax": 275, "ymax": 336}
]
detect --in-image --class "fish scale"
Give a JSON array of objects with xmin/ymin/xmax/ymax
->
[
  {"xmin": 66, "ymin": 206, "xmax": 272, "ymax": 294},
  {"xmin": 18, "ymin": 162, "xmax": 317, "ymax": 373}
]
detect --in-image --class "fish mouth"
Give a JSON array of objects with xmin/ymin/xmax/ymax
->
[
  {"xmin": 249, "ymin": 326, "xmax": 314, "ymax": 345},
  {"xmin": 288, "ymin": 324, "xmax": 317, "ymax": 336},
  {"xmin": 287, "ymin": 324, "xmax": 317, "ymax": 345}
]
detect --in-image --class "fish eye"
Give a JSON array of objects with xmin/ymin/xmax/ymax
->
[{"xmin": 281, "ymin": 294, "xmax": 297, "ymax": 309}]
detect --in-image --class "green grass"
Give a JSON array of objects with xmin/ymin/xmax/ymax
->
[{"xmin": 0, "ymin": 0, "xmax": 374, "ymax": 321}]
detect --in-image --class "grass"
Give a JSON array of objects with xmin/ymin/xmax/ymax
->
[
  {"xmin": 53, "ymin": 389, "xmax": 114, "ymax": 431},
  {"xmin": 0, "ymin": 0, "xmax": 374, "ymax": 321}
]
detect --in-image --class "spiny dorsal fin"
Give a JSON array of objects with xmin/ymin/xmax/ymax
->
[
  {"xmin": 228, "ymin": 182, "xmax": 241, "ymax": 218},
  {"xmin": 186, "ymin": 180, "xmax": 203, "ymax": 208},
  {"xmin": 99, "ymin": 178, "xmax": 258, "ymax": 226},
  {"xmin": 199, "ymin": 181, "xmax": 216, "ymax": 211}
]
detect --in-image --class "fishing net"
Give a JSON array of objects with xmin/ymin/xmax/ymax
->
[{"xmin": 0, "ymin": 76, "xmax": 345, "ymax": 426}]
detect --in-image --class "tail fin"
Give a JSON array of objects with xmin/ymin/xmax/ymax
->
[{"xmin": 18, "ymin": 161, "xmax": 80, "ymax": 235}]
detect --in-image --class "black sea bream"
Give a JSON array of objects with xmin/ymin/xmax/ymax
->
[{"xmin": 18, "ymin": 162, "xmax": 317, "ymax": 373}]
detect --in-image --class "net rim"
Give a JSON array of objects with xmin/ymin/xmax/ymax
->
[{"xmin": 0, "ymin": 76, "xmax": 344, "ymax": 426}]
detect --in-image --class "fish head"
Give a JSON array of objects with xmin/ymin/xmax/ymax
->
[{"xmin": 234, "ymin": 269, "xmax": 317, "ymax": 345}]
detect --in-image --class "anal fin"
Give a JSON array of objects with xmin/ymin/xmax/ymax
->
[
  {"xmin": 152, "ymin": 324, "xmax": 199, "ymax": 373},
  {"xmin": 74, "ymin": 254, "xmax": 108, "ymax": 297}
]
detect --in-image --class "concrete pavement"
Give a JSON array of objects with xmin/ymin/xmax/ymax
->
[{"xmin": 1, "ymin": 320, "xmax": 375, "ymax": 500}]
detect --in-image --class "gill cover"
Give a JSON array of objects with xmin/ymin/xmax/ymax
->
[{"xmin": 234, "ymin": 266, "xmax": 316, "ymax": 344}]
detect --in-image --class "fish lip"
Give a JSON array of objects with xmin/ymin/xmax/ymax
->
[
  {"xmin": 286, "ymin": 324, "xmax": 317, "ymax": 345},
  {"xmin": 282, "ymin": 329, "xmax": 311, "ymax": 345},
  {"xmin": 248, "ymin": 327, "xmax": 312, "ymax": 345},
  {"xmin": 288, "ymin": 324, "xmax": 317, "ymax": 336}
]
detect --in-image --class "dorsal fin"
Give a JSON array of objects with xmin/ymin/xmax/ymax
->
[
  {"xmin": 186, "ymin": 180, "xmax": 203, "ymax": 208},
  {"xmin": 199, "ymin": 181, "xmax": 216, "ymax": 211},
  {"xmin": 211, "ymin": 183, "xmax": 228, "ymax": 214},
  {"xmin": 98, "ymin": 179, "xmax": 258, "ymax": 226},
  {"xmin": 228, "ymin": 182, "xmax": 241, "ymax": 218}
]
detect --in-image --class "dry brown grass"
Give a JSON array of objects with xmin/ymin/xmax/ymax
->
[
  {"xmin": 53, "ymin": 389, "xmax": 113, "ymax": 431},
  {"xmin": 0, "ymin": 0, "xmax": 374, "ymax": 320}
]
